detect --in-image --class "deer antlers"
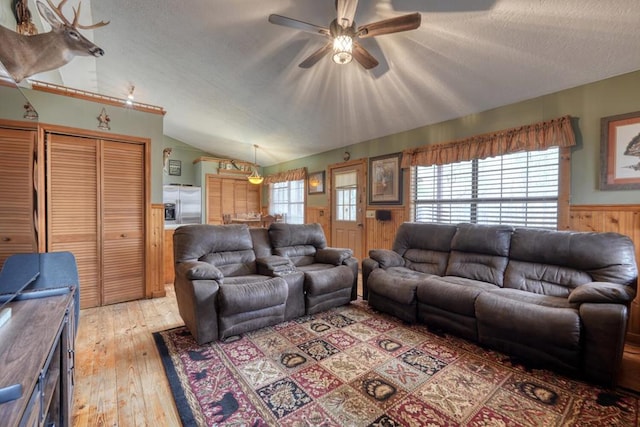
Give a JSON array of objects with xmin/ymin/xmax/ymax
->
[{"xmin": 45, "ymin": 0, "xmax": 109, "ymax": 29}]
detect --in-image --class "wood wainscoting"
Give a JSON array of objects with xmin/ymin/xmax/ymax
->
[
  {"xmin": 565, "ymin": 204, "xmax": 640, "ymax": 344},
  {"xmin": 365, "ymin": 208, "xmax": 407, "ymax": 254},
  {"xmin": 148, "ymin": 204, "xmax": 166, "ymax": 298},
  {"xmin": 306, "ymin": 206, "xmax": 330, "ymax": 245}
]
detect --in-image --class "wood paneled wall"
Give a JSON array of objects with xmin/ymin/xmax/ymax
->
[
  {"xmin": 147, "ymin": 204, "xmax": 166, "ymax": 298},
  {"xmin": 306, "ymin": 206, "xmax": 330, "ymax": 244},
  {"xmin": 566, "ymin": 204, "xmax": 640, "ymax": 344},
  {"xmin": 365, "ymin": 208, "xmax": 407, "ymax": 254}
]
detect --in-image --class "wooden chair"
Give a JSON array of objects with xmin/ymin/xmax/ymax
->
[
  {"xmin": 222, "ymin": 214, "xmax": 231, "ymax": 224},
  {"xmin": 261, "ymin": 215, "xmax": 275, "ymax": 228},
  {"xmin": 274, "ymin": 213, "xmax": 285, "ymax": 223}
]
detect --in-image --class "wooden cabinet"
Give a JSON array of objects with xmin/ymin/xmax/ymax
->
[
  {"xmin": 46, "ymin": 133, "xmax": 146, "ymax": 308},
  {"xmin": 0, "ymin": 127, "xmax": 39, "ymax": 268},
  {"xmin": 206, "ymin": 175, "xmax": 261, "ymax": 224},
  {"xmin": 0, "ymin": 289, "xmax": 76, "ymax": 427}
]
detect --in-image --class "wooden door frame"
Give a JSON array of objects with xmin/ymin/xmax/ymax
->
[
  {"xmin": 39, "ymin": 124, "xmax": 152, "ymax": 299},
  {"xmin": 327, "ymin": 158, "xmax": 367, "ymax": 258}
]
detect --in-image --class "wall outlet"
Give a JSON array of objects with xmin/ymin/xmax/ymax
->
[{"xmin": 365, "ymin": 210, "xmax": 375, "ymax": 218}]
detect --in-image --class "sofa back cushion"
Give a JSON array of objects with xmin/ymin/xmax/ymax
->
[
  {"xmin": 505, "ymin": 228, "xmax": 638, "ymax": 295},
  {"xmin": 173, "ymin": 224, "xmax": 257, "ymax": 276},
  {"xmin": 269, "ymin": 223, "xmax": 327, "ymax": 266},
  {"xmin": 445, "ymin": 223, "xmax": 514, "ymax": 286},
  {"xmin": 392, "ymin": 222, "xmax": 457, "ymax": 275}
]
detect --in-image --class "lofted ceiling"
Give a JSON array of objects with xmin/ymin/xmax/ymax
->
[{"xmin": 20, "ymin": 0, "xmax": 640, "ymax": 166}]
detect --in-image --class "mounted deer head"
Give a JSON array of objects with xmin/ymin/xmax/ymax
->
[{"xmin": 0, "ymin": 0, "xmax": 109, "ymax": 82}]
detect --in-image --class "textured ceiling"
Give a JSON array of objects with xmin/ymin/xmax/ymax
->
[{"xmin": 26, "ymin": 0, "xmax": 640, "ymax": 165}]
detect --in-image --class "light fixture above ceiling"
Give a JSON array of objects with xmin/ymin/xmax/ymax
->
[
  {"xmin": 247, "ymin": 144, "xmax": 264, "ymax": 185},
  {"xmin": 126, "ymin": 85, "xmax": 135, "ymax": 106}
]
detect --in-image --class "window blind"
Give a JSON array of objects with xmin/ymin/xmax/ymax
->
[{"xmin": 413, "ymin": 147, "xmax": 559, "ymax": 228}]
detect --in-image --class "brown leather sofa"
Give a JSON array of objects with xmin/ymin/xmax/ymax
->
[
  {"xmin": 362, "ymin": 222, "xmax": 638, "ymax": 385},
  {"xmin": 173, "ymin": 223, "xmax": 357, "ymax": 344}
]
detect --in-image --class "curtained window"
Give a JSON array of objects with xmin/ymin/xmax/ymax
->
[
  {"xmin": 405, "ymin": 116, "xmax": 575, "ymax": 229},
  {"xmin": 266, "ymin": 168, "xmax": 306, "ymax": 224}
]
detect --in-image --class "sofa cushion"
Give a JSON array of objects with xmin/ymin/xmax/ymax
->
[
  {"xmin": 475, "ymin": 289, "xmax": 581, "ymax": 366},
  {"xmin": 174, "ymin": 224, "xmax": 254, "ymax": 261},
  {"xmin": 417, "ymin": 276, "xmax": 497, "ymax": 316},
  {"xmin": 201, "ymin": 249, "xmax": 256, "ymax": 277},
  {"xmin": 303, "ymin": 265, "xmax": 354, "ymax": 296},
  {"xmin": 504, "ymin": 260, "xmax": 591, "ymax": 297},
  {"xmin": 315, "ymin": 247, "xmax": 353, "ymax": 265},
  {"xmin": 369, "ymin": 249, "xmax": 405, "ymax": 269},
  {"xmin": 445, "ymin": 252, "xmax": 509, "ymax": 287},
  {"xmin": 444, "ymin": 224, "xmax": 513, "ymax": 287},
  {"xmin": 404, "ymin": 248, "xmax": 450, "ymax": 275},
  {"xmin": 269, "ymin": 223, "xmax": 327, "ymax": 249},
  {"xmin": 568, "ymin": 282, "xmax": 637, "ymax": 304},
  {"xmin": 509, "ymin": 228, "xmax": 638, "ymax": 285},
  {"xmin": 367, "ymin": 268, "xmax": 422, "ymax": 305},
  {"xmin": 450, "ymin": 223, "xmax": 514, "ymax": 256},
  {"xmin": 392, "ymin": 222, "xmax": 458, "ymax": 256}
]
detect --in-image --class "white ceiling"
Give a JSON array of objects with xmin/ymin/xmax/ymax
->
[{"xmin": 29, "ymin": 0, "xmax": 640, "ymax": 166}]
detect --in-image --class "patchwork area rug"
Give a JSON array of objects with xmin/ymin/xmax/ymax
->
[{"xmin": 154, "ymin": 301, "xmax": 639, "ymax": 426}]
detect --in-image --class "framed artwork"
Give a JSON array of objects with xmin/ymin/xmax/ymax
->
[
  {"xmin": 308, "ymin": 170, "xmax": 325, "ymax": 194},
  {"xmin": 369, "ymin": 153, "xmax": 402, "ymax": 205},
  {"xmin": 600, "ymin": 111, "xmax": 640, "ymax": 190},
  {"xmin": 168, "ymin": 159, "xmax": 182, "ymax": 176}
]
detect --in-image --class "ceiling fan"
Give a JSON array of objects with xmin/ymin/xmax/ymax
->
[{"xmin": 268, "ymin": 0, "xmax": 421, "ymax": 70}]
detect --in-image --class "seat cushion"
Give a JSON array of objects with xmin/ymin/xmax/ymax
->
[
  {"xmin": 475, "ymin": 288, "xmax": 581, "ymax": 367},
  {"xmin": 302, "ymin": 265, "xmax": 354, "ymax": 296},
  {"xmin": 218, "ymin": 277, "xmax": 288, "ymax": 339},
  {"xmin": 367, "ymin": 268, "xmax": 427, "ymax": 305},
  {"xmin": 417, "ymin": 276, "xmax": 497, "ymax": 316}
]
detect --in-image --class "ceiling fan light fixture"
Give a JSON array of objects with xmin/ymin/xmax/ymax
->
[{"xmin": 332, "ymin": 35, "xmax": 353, "ymax": 64}]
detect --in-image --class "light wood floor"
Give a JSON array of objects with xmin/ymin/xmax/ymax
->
[{"xmin": 72, "ymin": 285, "xmax": 640, "ymax": 426}]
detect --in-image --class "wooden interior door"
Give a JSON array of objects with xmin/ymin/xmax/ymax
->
[
  {"xmin": 330, "ymin": 160, "xmax": 366, "ymax": 262},
  {"xmin": 102, "ymin": 141, "xmax": 145, "ymax": 305},
  {"xmin": 0, "ymin": 128, "xmax": 38, "ymax": 268},
  {"xmin": 47, "ymin": 134, "xmax": 100, "ymax": 308}
]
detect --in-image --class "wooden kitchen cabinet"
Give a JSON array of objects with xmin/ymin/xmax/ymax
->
[{"xmin": 206, "ymin": 175, "xmax": 261, "ymax": 224}]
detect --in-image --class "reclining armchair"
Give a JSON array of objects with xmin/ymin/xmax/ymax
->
[
  {"xmin": 173, "ymin": 224, "xmax": 304, "ymax": 344},
  {"xmin": 268, "ymin": 223, "xmax": 358, "ymax": 314}
]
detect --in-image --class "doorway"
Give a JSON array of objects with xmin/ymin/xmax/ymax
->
[{"xmin": 329, "ymin": 160, "xmax": 366, "ymax": 262}]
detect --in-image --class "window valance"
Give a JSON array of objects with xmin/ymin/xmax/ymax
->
[
  {"xmin": 264, "ymin": 167, "xmax": 307, "ymax": 184},
  {"xmin": 401, "ymin": 115, "xmax": 576, "ymax": 168}
]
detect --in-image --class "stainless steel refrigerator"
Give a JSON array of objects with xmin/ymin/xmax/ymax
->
[{"xmin": 163, "ymin": 185, "xmax": 202, "ymax": 225}]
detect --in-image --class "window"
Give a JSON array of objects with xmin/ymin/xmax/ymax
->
[
  {"xmin": 334, "ymin": 171, "xmax": 357, "ymax": 221},
  {"xmin": 269, "ymin": 180, "xmax": 304, "ymax": 224},
  {"xmin": 412, "ymin": 147, "xmax": 559, "ymax": 228}
]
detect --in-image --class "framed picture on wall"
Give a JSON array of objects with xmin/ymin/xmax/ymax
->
[
  {"xmin": 168, "ymin": 159, "xmax": 182, "ymax": 176},
  {"xmin": 369, "ymin": 153, "xmax": 402, "ymax": 205},
  {"xmin": 308, "ymin": 171, "xmax": 325, "ymax": 194},
  {"xmin": 600, "ymin": 111, "xmax": 640, "ymax": 190}
]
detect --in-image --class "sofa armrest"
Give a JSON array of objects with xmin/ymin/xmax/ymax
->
[
  {"xmin": 568, "ymin": 282, "xmax": 636, "ymax": 304},
  {"xmin": 176, "ymin": 261, "xmax": 224, "ymax": 281},
  {"xmin": 256, "ymin": 256, "xmax": 296, "ymax": 276},
  {"xmin": 369, "ymin": 249, "xmax": 404, "ymax": 269},
  {"xmin": 315, "ymin": 247, "xmax": 353, "ymax": 266}
]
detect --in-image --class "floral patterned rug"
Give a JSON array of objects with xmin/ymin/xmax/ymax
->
[{"xmin": 154, "ymin": 300, "xmax": 639, "ymax": 426}]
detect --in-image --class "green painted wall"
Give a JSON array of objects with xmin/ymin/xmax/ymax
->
[
  {"xmin": 266, "ymin": 69, "xmax": 640, "ymax": 207},
  {"xmin": 162, "ymin": 135, "xmax": 214, "ymax": 187},
  {"xmin": 20, "ymin": 88, "xmax": 165, "ymax": 203}
]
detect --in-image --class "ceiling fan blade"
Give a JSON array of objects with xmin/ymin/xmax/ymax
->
[
  {"xmin": 269, "ymin": 14, "xmax": 330, "ymax": 37},
  {"xmin": 358, "ymin": 12, "xmax": 421, "ymax": 38},
  {"xmin": 299, "ymin": 42, "xmax": 333, "ymax": 68},
  {"xmin": 352, "ymin": 42, "xmax": 379, "ymax": 70},
  {"xmin": 336, "ymin": 0, "xmax": 358, "ymax": 28}
]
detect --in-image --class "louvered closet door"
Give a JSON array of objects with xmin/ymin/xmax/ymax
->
[
  {"xmin": 102, "ymin": 141, "xmax": 145, "ymax": 305},
  {"xmin": 47, "ymin": 134, "xmax": 100, "ymax": 308},
  {"xmin": 0, "ymin": 128, "xmax": 37, "ymax": 268},
  {"xmin": 234, "ymin": 180, "xmax": 248, "ymax": 214}
]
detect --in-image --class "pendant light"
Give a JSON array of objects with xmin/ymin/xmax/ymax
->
[{"xmin": 247, "ymin": 144, "xmax": 264, "ymax": 185}]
